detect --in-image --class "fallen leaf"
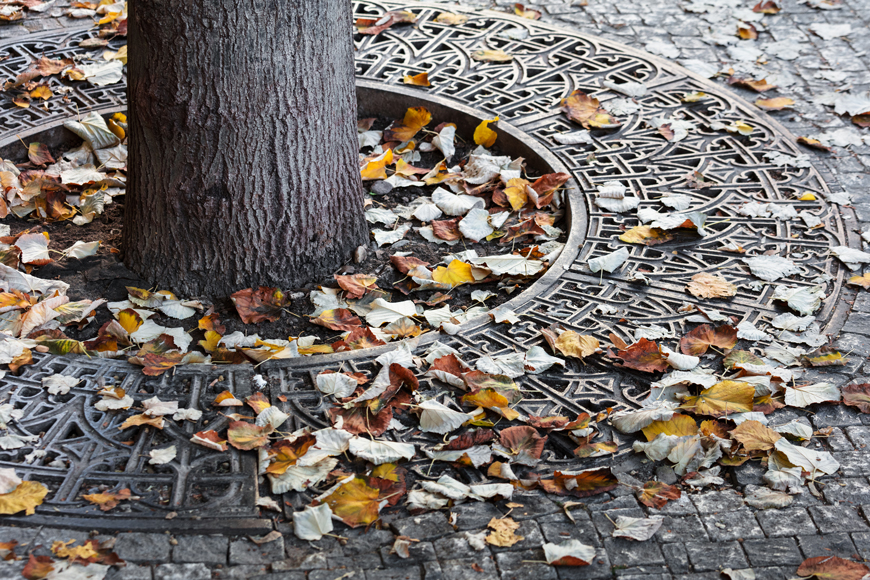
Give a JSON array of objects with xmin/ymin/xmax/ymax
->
[
  {"xmin": 0, "ymin": 480, "xmax": 48, "ymax": 515},
  {"xmin": 434, "ymin": 12, "xmax": 468, "ymax": 25},
  {"xmin": 312, "ymin": 308, "xmax": 362, "ymax": 332},
  {"xmin": 474, "ymin": 117, "xmax": 499, "ymax": 147},
  {"xmin": 190, "ymin": 430, "xmax": 228, "ymax": 452},
  {"xmin": 636, "ymin": 481, "xmax": 681, "ymax": 509},
  {"xmin": 679, "ymin": 381, "xmax": 755, "ymax": 417},
  {"xmin": 321, "ymin": 475, "xmax": 383, "ymax": 528},
  {"xmin": 471, "ymin": 49, "xmax": 513, "ymax": 62},
  {"xmin": 561, "ymin": 90, "xmax": 619, "ymax": 129},
  {"xmin": 616, "ymin": 338, "xmax": 669, "ymax": 373},
  {"xmin": 540, "ymin": 468, "xmax": 619, "ymax": 498},
  {"xmin": 22, "ymin": 554, "xmax": 54, "ymax": 580},
  {"xmin": 432, "ymin": 260, "xmax": 475, "ymax": 287},
  {"xmin": 611, "ymin": 515, "xmax": 664, "ymax": 541},
  {"xmin": 230, "ymin": 287, "xmax": 286, "ymax": 324},
  {"xmin": 727, "ymin": 76, "xmax": 777, "ymax": 92},
  {"xmin": 755, "ymin": 97, "xmax": 794, "ymax": 111},
  {"xmin": 543, "ymin": 540, "xmax": 595, "ymax": 566},
  {"xmin": 686, "ymin": 272, "xmax": 737, "ymax": 299},
  {"xmin": 641, "ymin": 414, "xmax": 698, "ymax": 441},
  {"xmin": 486, "ymin": 517, "xmax": 524, "ymax": 546},
  {"xmin": 797, "ymin": 556, "xmax": 869, "ymax": 580},
  {"xmin": 842, "ymin": 383, "xmax": 870, "ymax": 413},
  {"xmin": 82, "ymin": 488, "xmax": 135, "ymax": 511},
  {"xmin": 619, "ymin": 226, "xmax": 674, "ymax": 245},
  {"xmin": 227, "ymin": 421, "xmax": 271, "ymax": 451},
  {"xmin": 514, "ymin": 3, "xmax": 541, "ymax": 19},
  {"xmin": 403, "ymin": 72, "xmax": 430, "ymax": 86},
  {"xmin": 679, "ymin": 324, "xmax": 738, "ymax": 355},
  {"xmin": 384, "ymin": 107, "xmax": 431, "ymax": 142},
  {"xmin": 731, "ymin": 420, "xmax": 781, "ymax": 451},
  {"xmin": 335, "ymin": 274, "xmax": 379, "ymax": 299}
]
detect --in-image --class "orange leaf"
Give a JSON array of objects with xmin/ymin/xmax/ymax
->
[
  {"xmin": 82, "ymin": 488, "xmax": 134, "ymax": 511},
  {"xmin": 529, "ymin": 172, "xmax": 571, "ymax": 209},
  {"xmin": 22, "ymin": 554, "xmax": 54, "ymax": 580},
  {"xmin": 227, "ymin": 421, "xmax": 272, "ymax": 450},
  {"xmin": 335, "ymin": 274, "xmax": 379, "ymax": 299},
  {"xmin": 474, "ymin": 117, "xmax": 499, "ymax": 147},
  {"xmin": 245, "ymin": 392, "xmax": 271, "ymax": 414},
  {"xmin": 499, "ymin": 426, "xmax": 547, "ymax": 461},
  {"xmin": 119, "ymin": 413, "xmax": 164, "ymax": 430},
  {"xmin": 213, "ymin": 390, "xmax": 244, "ymax": 406},
  {"xmin": 321, "ymin": 476, "xmax": 383, "ymax": 528},
  {"xmin": 383, "ymin": 107, "xmax": 431, "ymax": 142},
  {"xmin": 265, "ymin": 434, "xmax": 317, "ymax": 475},
  {"xmin": 636, "ymin": 481, "xmax": 681, "ymax": 509},
  {"xmin": 190, "ymin": 430, "xmax": 228, "ymax": 452},
  {"xmin": 616, "ymin": 338, "xmax": 668, "ymax": 373},
  {"xmin": 560, "ymin": 90, "xmax": 619, "ymax": 129},
  {"xmin": 539, "ymin": 467, "xmax": 618, "ymax": 498},
  {"xmin": 403, "ymin": 72, "xmax": 430, "ymax": 86}
]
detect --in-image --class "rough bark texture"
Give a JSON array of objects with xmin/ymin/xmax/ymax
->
[{"xmin": 124, "ymin": 0, "xmax": 368, "ymax": 297}]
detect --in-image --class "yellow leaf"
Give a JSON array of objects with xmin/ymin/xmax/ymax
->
[
  {"xmin": 679, "ymin": 380, "xmax": 755, "ymax": 417},
  {"xmin": 848, "ymin": 274, "xmax": 870, "ymax": 289},
  {"xmin": 503, "ymin": 177, "xmax": 529, "ymax": 211},
  {"xmin": 117, "ymin": 309, "xmax": 143, "ymax": 334},
  {"xmin": 360, "ymin": 148, "xmax": 394, "ymax": 181},
  {"xmin": 322, "ymin": 476, "xmax": 383, "ymax": 528},
  {"xmin": 81, "ymin": 488, "xmax": 135, "ymax": 512},
  {"xmin": 103, "ymin": 44, "xmax": 128, "ymax": 65},
  {"xmin": 474, "ymin": 116, "xmax": 499, "ymax": 147},
  {"xmin": 0, "ymin": 481, "xmax": 48, "ymax": 515},
  {"xmin": 434, "ymin": 12, "xmax": 468, "ymax": 25},
  {"xmin": 403, "ymin": 72, "xmax": 430, "ymax": 87},
  {"xmin": 553, "ymin": 331, "xmax": 599, "ymax": 360},
  {"xmin": 199, "ymin": 330, "xmax": 222, "ymax": 352},
  {"xmin": 383, "ymin": 107, "xmax": 432, "ymax": 142},
  {"xmin": 471, "ymin": 49, "xmax": 513, "ymax": 63},
  {"xmin": 755, "ymin": 97, "xmax": 794, "ymax": 111},
  {"xmin": 731, "ymin": 420, "xmax": 781, "ymax": 451},
  {"xmin": 619, "ymin": 226, "xmax": 674, "ymax": 245},
  {"xmin": 119, "ymin": 413, "xmax": 164, "ymax": 430},
  {"xmin": 798, "ymin": 193, "xmax": 816, "ymax": 201},
  {"xmin": 432, "ymin": 260, "xmax": 475, "ymax": 287},
  {"xmin": 30, "ymin": 86, "xmax": 52, "ymax": 100},
  {"xmin": 641, "ymin": 414, "xmax": 698, "ymax": 441}
]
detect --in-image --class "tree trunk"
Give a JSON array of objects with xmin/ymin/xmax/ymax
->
[{"xmin": 124, "ymin": 0, "xmax": 368, "ymax": 297}]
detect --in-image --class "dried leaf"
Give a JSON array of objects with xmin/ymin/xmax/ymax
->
[
  {"xmin": 679, "ymin": 324, "xmax": 738, "ymax": 356},
  {"xmin": 679, "ymin": 381, "xmax": 755, "ymax": 417},
  {"xmin": 486, "ymin": 517, "xmax": 524, "ymax": 546},
  {"xmin": 561, "ymin": 90, "xmax": 619, "ymax": 129},
  {"xmin": 686, "ymin": 272, "xmax": 737, "ymax": 299},
  {"xmin": 231, "ymin": 287, "xmax": 286, "ymax": 324},
  {"xmin": 731, "ymin": 420, "xmax": 782, "ymax": 451},
  {"xmin": 0, "ymin": 480, "xmax": 48, "ymax": 515},
  {"xmin": 636, "ymin": 481, "xmax": 681, "ymax": 509},
  {"xmin": 797, "ymin": 556, "xmax": 869, "ymax": 580}
]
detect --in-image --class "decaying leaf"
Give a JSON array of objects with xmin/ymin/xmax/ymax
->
[
  {"xmin": 486, "ymin": 517, "xmax": 524, "ymax": 546},
  {"xmin": 561, "ymin": 90, "xmax": 619, "ymax": 129},
  {"xmin": 686, "ymin": 272, "xmax": 737, "ymax": 299},
  {"xmin": 679, "ymin": 381, "xmax": 755, "ymax": 417}
]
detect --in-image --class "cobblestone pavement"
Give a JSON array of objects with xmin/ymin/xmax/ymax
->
[{"xmin": 1, "ymin": 1, "xmax": 870, "ymax": 579}]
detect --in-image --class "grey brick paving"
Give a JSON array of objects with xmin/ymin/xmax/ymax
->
[{"xmin": 6, "ymin": 0, "xmax": 870, "ymax": 577}]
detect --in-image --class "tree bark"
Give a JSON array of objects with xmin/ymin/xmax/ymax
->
[{"xmin": 124, "ymin": 0, "xmax": 368, "ymax": 297}]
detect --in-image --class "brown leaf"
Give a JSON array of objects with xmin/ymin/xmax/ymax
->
[
  {"xmin": 355, "ymin": 10, "xmax": 416, "ymax": 35},
  {"xmin": 616, "ymin": 338, "xmax": 669, "ymax": 373},
  {"xmin": 686, "ymin": 272, "xmax": 737, "ymax": 299},
  {"xmin": 391, "ymin": 255, "xmax": 429, "ymax": 274},
  {"xmin": 431, "ymin": 217, "xmax": 461, "ymax": 241},
  {"xmin": 328, "ymin": 405, "xmax": 393, "ymax": 436},
  {"xmin": 22, "ymin": 554, "xmax": 54, "ymax": 580},
  {"xmin": 727, "ymin": 76, "xmax": 777, "ymax": 92},
  {"xmin": 498, "ymin": 426, "xmax": 547, "ymax": 461},
  {"xmin": 528, "ymin": 172, "xmax": 570, "ymax": 208},
  {"xmin": 731, "ymin": 420, "xmax": 781, "ymax": 451},
  {"xmin": 227, "ymin": 421, "xmax": 272, "ymax": 450},
  {"xmin": 797, "ymin": 136, "xmax": 833, "ymax": 152},
  {"xmin": 335, "ymin": 274, "xmax": 379, "ymax": 299},
  {"xmin": 842, "ymin": 383, "xmax": 870, "ymax": 413},
  {"xmin": 230, "ymin": 287, "xmax": 286, "ymax": 324},
  {"xmin": 27, "ymin": 143, "xmax": 54, "ymax": 166},
  {"xmin": 679, "ymin": 324, "xmax": 738, "ymax": 356},
  {"xmin": 190, "ymin": 430, "xmax": 228, "ymax": 452},
  {"xmin": 539, "ymin": 467, "xmax": 618, "ymax": 498},
  {"xmin": 119, "ymin": 413, "xmax": 164, "ymax": 430},
  {"xmin": 82, "ymin": 488, "xmax": 135, "ymax": 511},
  {"xmin": 752, "ymin": 0, "xmax": 780, "ymax": 13},
  {"xmin": 797, "ymin": 556, "xmax": 870, "ymax": 580}
]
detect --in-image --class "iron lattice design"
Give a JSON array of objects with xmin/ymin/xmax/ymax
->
[{"xmin": 0, "ymin": 2, "xmax": 856, "ymax": 530}]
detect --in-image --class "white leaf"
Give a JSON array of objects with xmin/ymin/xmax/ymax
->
[
  {"xmin": 588, "ymin": 247, "xmax": 629, "ymax": 273},
  {"xmin": 63, "ymin": 241, "xmax": 100, "ymax": 259},
  {"xmin": 831, "ymin": 246, "xmax": 870, "ymax": 270},
  {"xmin": 743, "ymin": 485, "xmax": 793, "ymax": 509},
  {"xmin": 471, "ymin": 290, "xmax": 495, "ymax": 303},
  {"xmin": 358, "ymin": 130, "xmax": 382, "ymax": 150},
  {"xmin": 736, "ymin": 321, "xmax": 772, "ymax": 341},
  {"xmin": 268, "ymin": 458, "xmax": 337, "ymax": 494},
  {"xmin": 612, "ymin": 515, "xmax": 664, "ymax": 541},
  {"xmin": 602, "ymin": 80, "xmax": 647, "ymax": 97},
  {"xmin": 595, "ymin": 196, "xmax": 640, "ymax": 212},
  {"xmin": 668, "ymin": 435, "xmax": 704, "ymax": 476},
  {"xmin": 173, "ymin": 408, "xmax": 202, "ymax": 422},
  {"xmin": 366, "ymin": 299, "xmax": 418, "ymax": 326},
  {"xmin": 469, "ymin": 483, "xmax": 513, "ymax": 500},
  {"xmin": 60, "ymin": 164, "xmax": 106, "ymax": 186},
  {"xmin": 0, "ymin": 468, "xmax": 22, "ymax": 494},
  {"xmin": 425, "ymin": 444, "xmax": 491, "ymax": 468},
  {"xmin": 149, "ymin": 446, "xmax": 177, "ymax": 465},
  {"xmin": 432, "ymin": 125, "xmax": 456, "ymax": 159},
  {"xmin": 660, "ymin": 346, "xmax": 699, "ymax": 371},
  {"xmin": 772, "ymin": 285, "xmax": 825, "ymax": 316},
  {"xmin": 765, "ymin": 151, "xmax": 812, "ymax": 169},
  {"xmin": 770, "ymin": 313, "xmax": 814, "ymax": 332},
  {"xmin": 783, "ymin": 382, "xmax": 840, "ymax": 407},
  {"xmin": 743, "ymin": 256, "xmax": 800, "ymax": 282},
  {"xmin": 476, "ymin": 352, "xmax": 525, "ymax": 378},
  {"xmin": 552, "ymin": 131, "xmax": 592, "ymax": 145},
  {"xmin": 420, "ymin": 474, "xmax": 472, "ymax": 500},
  {"xmin": 462, "ymin": 154, "xmax": 515, "ymax": 185},
  {"xmin": 660, "ymin": 193, "xmax": 692, "ymax": 211},
  {"xmin": 468, "ymin": 254, "xmax": 544, "ymax": 276},
  {"xmin": 256, "ymin": 406, "xmax": 289, "ymax": 430},
  {"xmin": 633, "ymin": 434, "xmax": 683, "ymax": 461},
  {"xmin": 406, "ymin": 489, "xmax": 449, "ymax": 511},
  {"xmin": 773, "ymin": 420, "xmax": 813, "ymax": 440},
  {"xmin": 365, "ymin": 207, "xmax": 399, "ymax": 225},
  {"xmin": 294, "ymin": 503, "xmax": 334, "ymax": 541},
  {"xmin": 524, "ymin": 346, "xmax": 565, "ymax": 374},
  {"xmin": 413, "ymin": 203, "xmax": 442, "ymax": 222},
  {"xmin": 645, "ymin": 40, "xmax": 680, "ymax": 59},
  {"xmin": 810, "ymin": 22, "xmax": 851, "ymax": 40},
  {"xmin": 63, "ymin": 112, "xmax": 119, "ymax": 150},
  {"xmin": 79, "ymin": 60, "xmax": 124, "ymax": 86},
  {"xmin": 543, "ymin": 540, "xmax": 596, "ymax": 566},
  {"xmin": 95, "ymin": 394, "xmax": 134, "ymax": 411},
  {"xmin": 143, "ymin": 397, "xmax": 178, "ymax": 417},
  {"xmin": 15, "ymin": 233, "xmax": 50, "ymax": 265},
  {"xmin": 418, "ymin": 400, "xmax": 474, "ymax": 434},
  {"xmin": 459, "ymin": 208, "xmax": 493, "ymax": 242},
  {"xmin": 432, "ymin": 187, "xmax": 485, "ymax": 216},
  {"xmin": 611, "ymin": 401, "xmax": 677, "ymax": 433},
  {"xmin": 349, "ymin": 437, "xmax": 415, "ymax": 464},
  {"xmin": 297, "ymin": 428, "xmax": 353, "ymax": 466},
  {"xmin": 316, "ymin": 372, "xmax": 359, "ymax": 398},
  {"xmin": 42, "ymin": 374, "xmax": 79, "ymax": 395},
  {"xmin": 373, "ymin": 224, "xmax": 412, "ymax": 247},
  {"xmin": 774, "ymin": 439, "xmax": 839, "ymax": 477},
  {"xmin": 417, "ymin": 226, "xmax": 459, "ymax": 246}
]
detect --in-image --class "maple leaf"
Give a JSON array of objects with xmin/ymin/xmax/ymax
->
[
  {"xmin": 230, "ymin": 287, "xmax": 286, "ymax": 324},
  {"xmin": 616, "ymin": 338, "xmax": 669, "ymax": 373},
  {"xmin": 22, "ymin": 554, "xmax": 54, "ymax": 580},
  {"xmin": 842, "ymin": 383, "xmax": 870, "ymax": 413},
  {"xmin": 335, "ymin": 274, "xmax": 378, "ymax": 299},
  {"xmin": 82, "ymin": 488, "xmax": 135, "ymax": 511},
  {"xmin": 312, "ymin": 308, "xmax": 362, "ymax": 332},
  {"xmin": 686, "ymin": 272, "xmax": 737, "ymax": 299},
  {"xmin": 384, "ymin": 107, "xmax": 431, "ymax": 142},
  {"xmin": 679, "ymin": 324, "xmax": 738, "ymax": 356},
  {"xmin": 0, "ymin": 480, "xmax": 48, "ymax": 515},
  {"xmin": 731, "ymin": 420, "xmax": 781, "ymax": 451},
  {"xmin": 679, "ymin": 381, "xmax": 755, "ymax": 417},
  {"xmin": 560, "ymin": 90, "xmax": 619, "ymax": 129},
  {"xmin": 321, "ymin": 476, "xmax": 383, "ymax": 528},
  {"xmin": 227, "ymin": 421, "xmax": 272, "ymax": 451},
  {"xmin": 797, "ymin": 556, "xmax": 870, "ymax": 580},
  {"xmin": 636, "ymin": 480, "xmax": 681, "ymax": 509}
]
